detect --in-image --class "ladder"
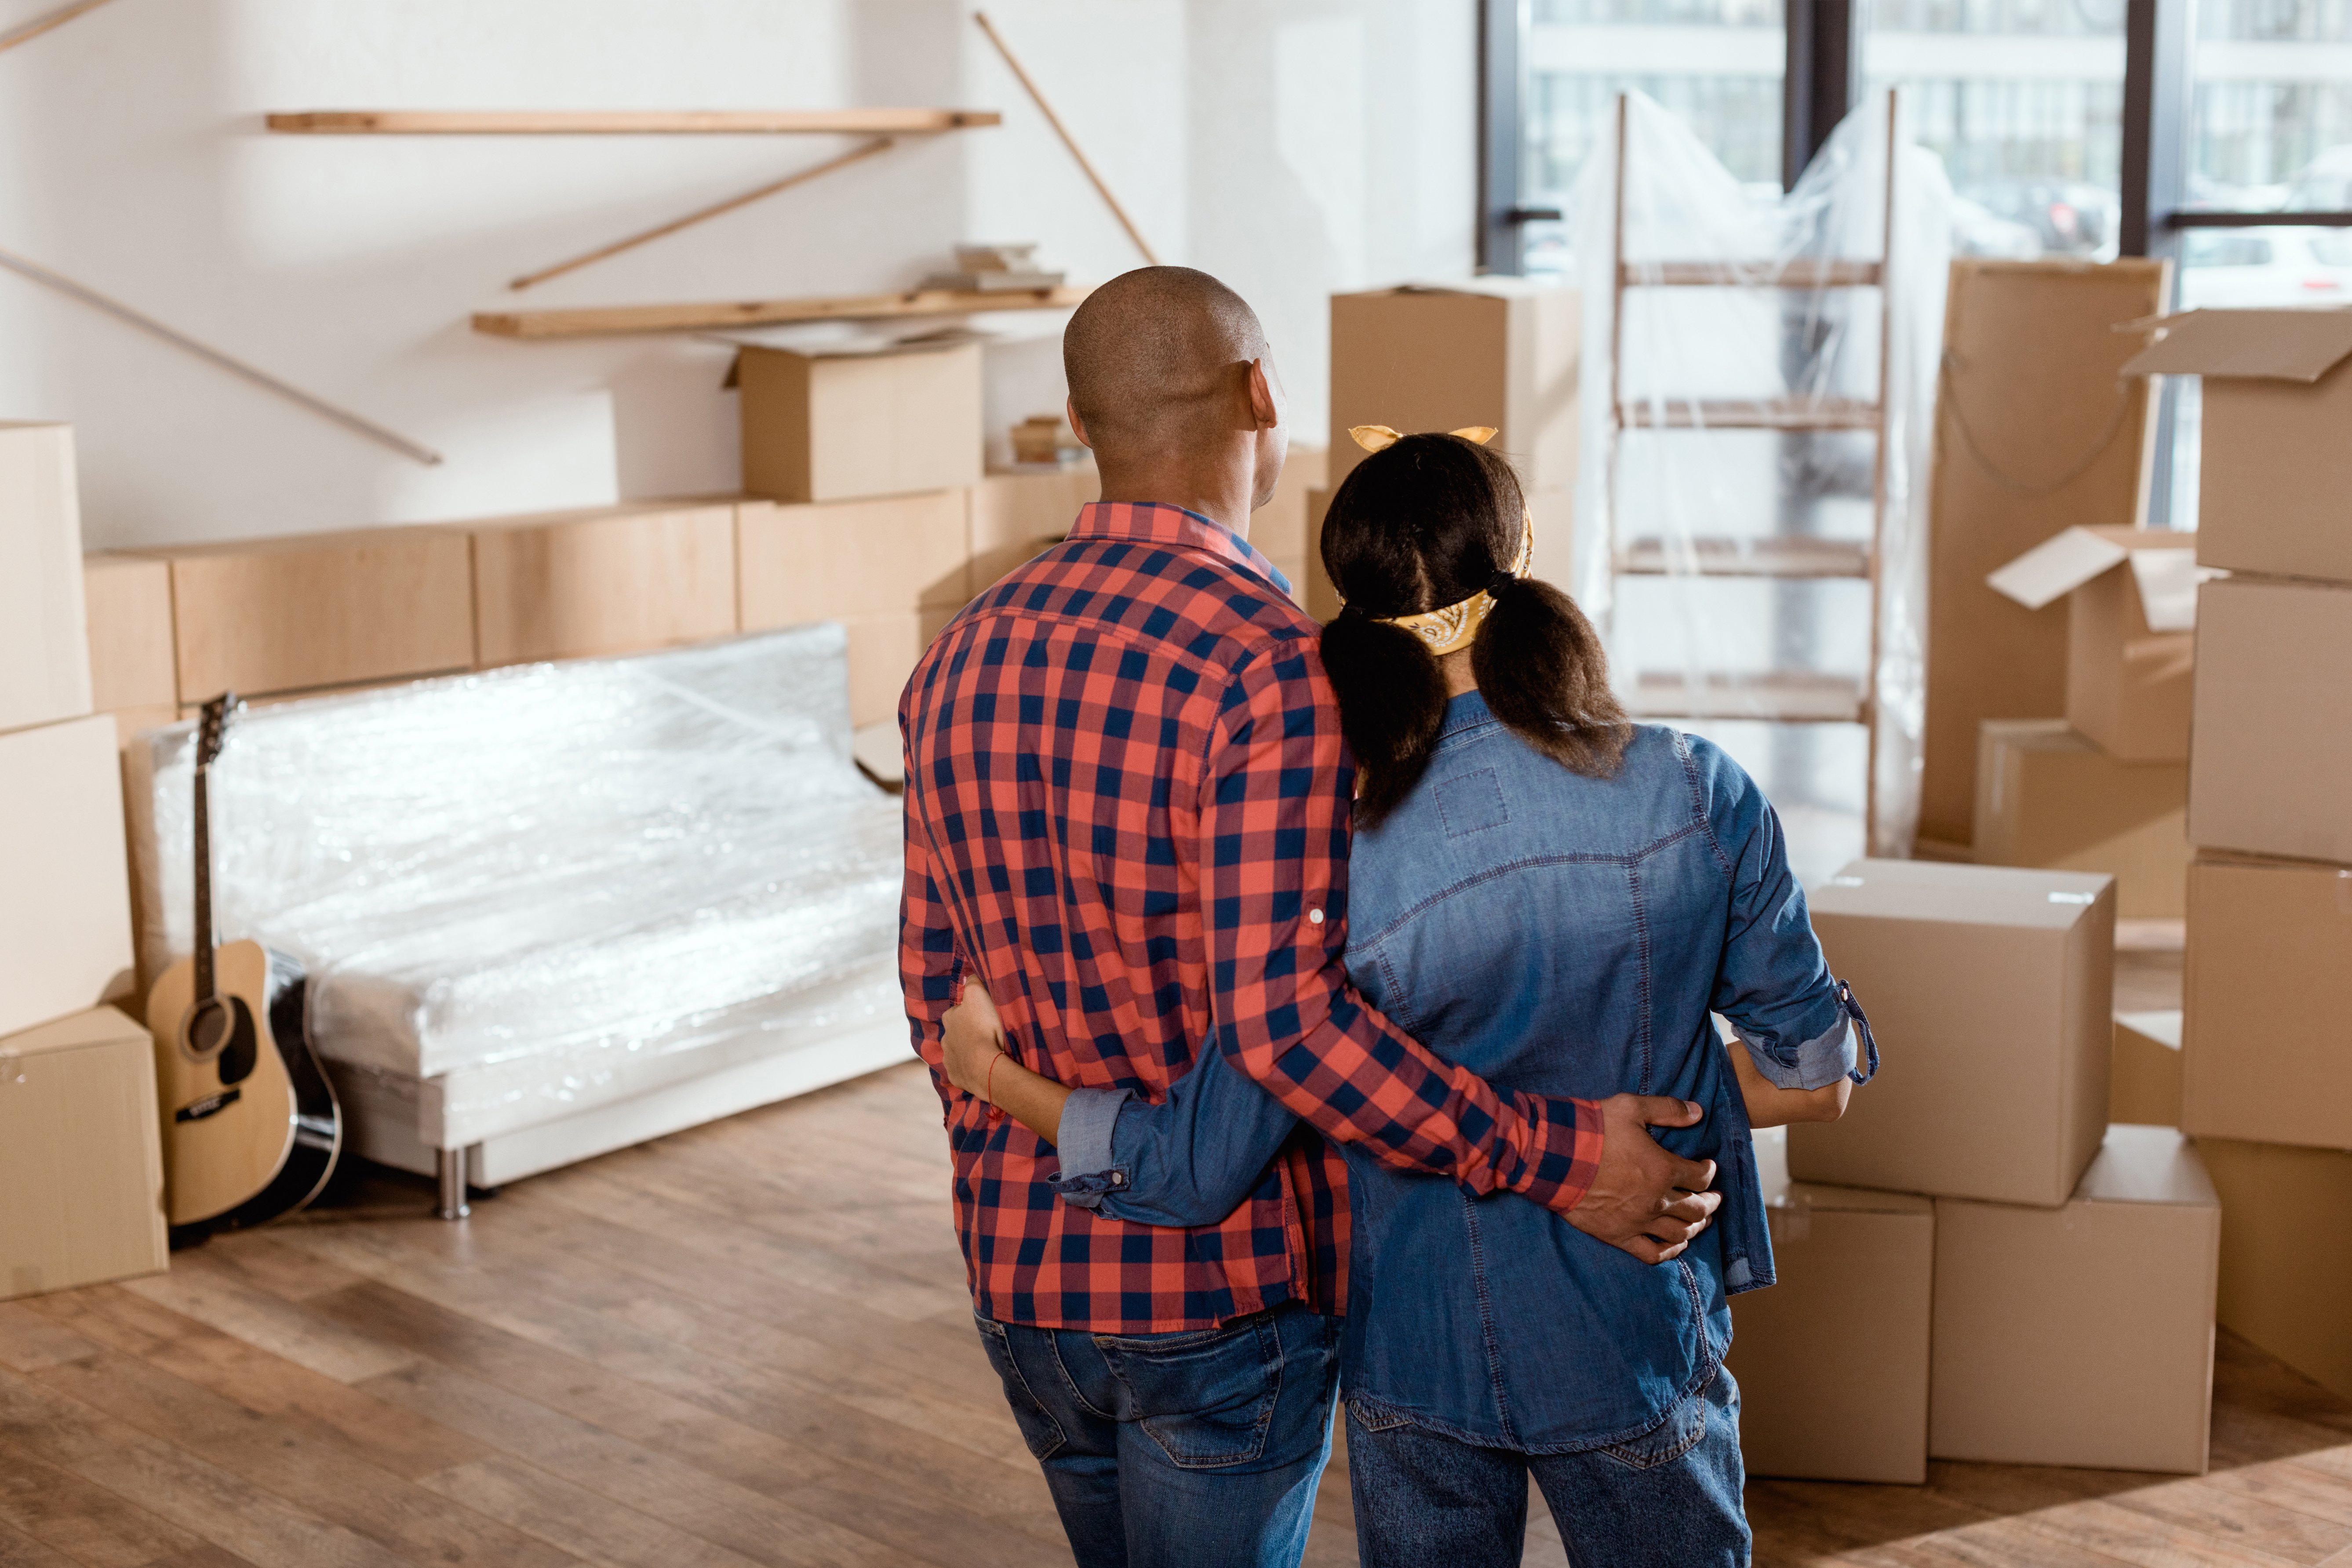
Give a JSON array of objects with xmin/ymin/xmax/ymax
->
[{"xmin": 1604, "ymin": 90, "xmax": 1901, "ymax": 843}]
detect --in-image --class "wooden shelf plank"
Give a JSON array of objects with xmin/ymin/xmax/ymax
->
[
  {"xmin": 1624, "ymin": 671, "xmax": 1867, "ymax": 724},
  {"xmin": 1617, "ymin": 537, "xmax": 1871, "ymax": 579},
  {"xmin": 266, "ymin": 109, "xmax": 1001, "ymax": 135},
  {"xmin": 1617, "ymin": 397, "xmax": 1882, "ymax": 432},
  {"xmin": 473, "ymin": 284, "xmax": 1092, "ymax": 340},
  {"xmin": 1621, "ymin": 260, "xmax": 1882, "ymax": 287}
]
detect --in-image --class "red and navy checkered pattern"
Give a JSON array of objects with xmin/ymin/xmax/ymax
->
[{"xmin": 899, "ymin": 502, "xmax": 1603, "ymax": 1332}]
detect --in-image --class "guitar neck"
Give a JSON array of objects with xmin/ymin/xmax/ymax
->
[{"xmin": 193, "ymin": 764, "xmax": 215, "ymax": 1001}]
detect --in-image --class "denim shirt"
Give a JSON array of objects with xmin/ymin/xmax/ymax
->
[{"xmin": 1052, "ymin": 697, "xmax": 1871, "ymax": 1453}]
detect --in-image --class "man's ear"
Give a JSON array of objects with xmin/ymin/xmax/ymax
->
[
  {"xmin": 1065, "ymin": 395, "xmax": 1093, "ymax": 450},
  {"xmin": 1247, "ymin": 357, "xmax": 1282, "ymax": 431}
]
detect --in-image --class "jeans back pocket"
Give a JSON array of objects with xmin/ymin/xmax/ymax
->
[
  {"xmin": 1094, "ymin": 1315, "xmax": 1282, "ymax": 1469},
  {"xmin": 976, "ymin": 1316, "xmax": 1067, "ymax": 1462}
]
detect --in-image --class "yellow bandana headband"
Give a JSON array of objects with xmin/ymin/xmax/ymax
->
[{"xmin": 1341, "ymin": 424, "xmax": 1531, "ymax": 657}]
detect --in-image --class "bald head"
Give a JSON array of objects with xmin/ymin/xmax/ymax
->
[{"xmin": 1064, "ymin": 267, "xmax": 1269, "ymax": 457}]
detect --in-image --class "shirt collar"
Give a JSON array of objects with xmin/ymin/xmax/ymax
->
[{"xmin": 1068, "ymin": 500, "xmax": 1293, "ymax": 600}]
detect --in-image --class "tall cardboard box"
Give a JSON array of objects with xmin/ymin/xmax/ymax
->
[
  {"xmin": 1972, "ymin": 720, "xmax": 2186, "ymax": 918},
  {"xmin": 736, "ymin": 340, "xmax": 984, "ymax": 504},
  {"xmin": 2181, "ymin": 853, "xmax": 2352, "ymax": 1151},
  {"xmin": 1930, "ymin": 1125, "xmax": 2218, "ymax": 1474},
  {"xmin": 1726, "ymin": 1135, "xmax": 1933, "ymax": 1484},
  {"xmin": 83, "ymin": 553, "xmax": 178, "ymax": 714},
  {"xmin": 2113, "ymin": 1010, "xmax": 2183, "ymax": 1127},
  {"xmin": 2120, "ymin": 307, "xmax": 2352, "ymax": 584},
  {"xmin": 0, "ymin": 1005, "xmax": 169, "ymax": 1300},
  {"xmin": 1788, "ymin": 859, "xmax": 2114, "ymax": 1206},
  {"xmin": 470, "ymin": 500, "xmax": 738, "ymax": 666},
  {"xmin": 2196, "ymin": 1136, "xmax": 2352, "ymax": 1402},
  {"xmin": 1327, "ymin": 283, "xmax": 1578, "ymax": 496},
  {"xmin": 2187, "ymin": 575, "xmax": 2352, "ymax": 866},
  {"xmin": 1985, "ymin": 525, "xmax": 2202, "ymax": 761},
  {"xmin": 150, "ymin": 528, "xmax": 475, "ymax": 700},
  {"xmin": 0, "ymin": 422, "xmax": 94, "ymax": 734},
  {"xmin": 1919, "ymin": 260, "xmax": 2166, "ymax": 851},
  {"xmin": 0, "ymin": 716, "xmax": 134, "ymax": 1039}
]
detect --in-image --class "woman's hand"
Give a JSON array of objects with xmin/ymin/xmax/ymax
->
[
  {"xmin": 1728, "ymin": 1032, "xmax": 1852, "ymax": 1129},
  {"xmin": 941, "ymin": 981, "xmax": 1008, "ymax": 1099}
]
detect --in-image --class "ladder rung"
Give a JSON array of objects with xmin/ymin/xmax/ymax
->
[
  {"xmin": 1624, "ymin": 672, "xmax": 1868, "ymax": 724},
  {"xmin": 1617, "ymin": 538, "xmax": 1872, "ymax": 579},
  {"xmin": 1620, "ymin": 261, "xmax": 1883, "ymax": 288},
  {"xmin": 1617, "ymin": 398, "xmax": 1882, "ymax": 432}
]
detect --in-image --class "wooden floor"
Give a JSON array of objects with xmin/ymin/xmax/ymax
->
[{"xmin": 4, "ymin": 949, "xmax": 2348, "ymax": 1568}]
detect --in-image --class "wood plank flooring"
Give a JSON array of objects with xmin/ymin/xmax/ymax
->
[{"xmin": 5, "ymin": 952, "xmax": 2348, "ymax": 1567}]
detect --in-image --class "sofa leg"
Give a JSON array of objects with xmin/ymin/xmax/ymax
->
[{"xmin": 436, "ymin": 1147, "xmax": 470, "ymax": 1220}]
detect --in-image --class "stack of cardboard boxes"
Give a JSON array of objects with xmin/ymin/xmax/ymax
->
[
  {"xmin": 2125, "ymin": 307, "xmax": 2352, "ymax": 1407},
  {"xmin": 1971, "ymin": 523, "xmax": 2200, "ymax": 924},
  {"xmin": 1729, "ymin": 858, "xmax": 2223, "ymax": 1481},
  {"xmin": 0, "ymin": 422, "xmax": 171, "ymax": 1302}
]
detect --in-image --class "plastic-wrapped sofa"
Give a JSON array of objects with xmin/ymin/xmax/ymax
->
[{"xmin": 126, "ymin": 625, "xmax": 908, "ymax": 1211}]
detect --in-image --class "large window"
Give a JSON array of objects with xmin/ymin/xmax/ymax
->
[{"xmin": 1864, "ymin": 0, "xmax": 2128, "ymax": 258}]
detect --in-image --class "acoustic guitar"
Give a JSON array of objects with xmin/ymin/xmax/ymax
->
[{"xmin": 145, "ymin": 695, "xmax": 342, "ymax": 1237}]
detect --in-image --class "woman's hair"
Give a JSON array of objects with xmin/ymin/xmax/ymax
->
[{"xmin": 1318, "ymin": 433, "xmax": 1628, "ymax": 825}]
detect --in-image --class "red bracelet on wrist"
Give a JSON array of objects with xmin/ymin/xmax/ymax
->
[{"xmin": 985, "ymin": 1050, "xmax": 1003, "ymax": 1108}]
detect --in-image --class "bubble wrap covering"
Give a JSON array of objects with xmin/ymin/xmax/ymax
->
[{"xmin": 125, "ymin": 626, "xmax": 906, "ymax": 1137}]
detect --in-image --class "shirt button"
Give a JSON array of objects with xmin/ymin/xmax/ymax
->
[
  {"xmin": 1308, "ymin": 908, "xmax": 1325, "ymax": 925},
  {"xmin": 1110, "ymin": 1171, "xmax": 1125, "ymax": 1186}
]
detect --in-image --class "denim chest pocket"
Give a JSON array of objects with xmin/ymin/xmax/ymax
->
[
  {"xmin": 1435, "ymin": 768, "xmax": 1510, "ymax": 839},
  {"xmin": 1093, "ymin": 1316, "xmax": 1281, "ymax": 1468}
]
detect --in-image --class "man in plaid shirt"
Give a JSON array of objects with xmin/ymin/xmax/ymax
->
[{"xmin": 900, "ymin": 268, "xmax": 1716, "ymax": 1566}]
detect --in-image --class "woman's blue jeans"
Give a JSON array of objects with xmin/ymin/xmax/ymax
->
[
  {"xmin": 1345, "ymin": 1364, "xmax": 1751, "ymax": 1568},
  {"xmin": 975, "ymin": 1301, "xmax": 1343, "ymax": 1568}
]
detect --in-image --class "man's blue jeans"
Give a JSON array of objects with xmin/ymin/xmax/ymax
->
[
  {"xmin": 1346, "ymin": 1364, "xmax": 1750, "ymax": 1568},
  {"xmin": 974, "ymin": 1302, "xmax": 1342, "ymax": 1568}
]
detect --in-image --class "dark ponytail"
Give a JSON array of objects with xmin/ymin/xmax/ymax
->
[{"xmin": 1318, "ymin": 433, "xmax": 1628, "ymax": 826}]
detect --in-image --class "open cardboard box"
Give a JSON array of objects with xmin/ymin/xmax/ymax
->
[
  {"xmin": 1986, "ymin": 525, "xmax": 2209, "ymax": 760},
  {"xmin": 2121, "ymin": 307, "xmax": 2352, "ymax": 584}
]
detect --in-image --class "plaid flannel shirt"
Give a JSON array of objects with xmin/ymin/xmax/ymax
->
[{"xmin": 899, "ymin": 500, "xmax": 1604, "ymax": 1333}]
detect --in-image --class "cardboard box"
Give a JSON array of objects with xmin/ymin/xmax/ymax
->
[
  {"xmin": 0, "ymin": 422, "xmax": 94, "ymax": 734},
  {"xmin": 738, "ymin": 490, "xmax": 970, "ymax": 633},
  {"xmin": 2195, "ymin": 1136, "xmax": 2352, "ymax": 1402},
  {"xmin": 0, "ymin": 716, "xmax": 134, "ymax": 1038},
  {"xmin": 1788, "ymin": 859, "xmax": 2114, "ymax": 1206},
  {"xmin": 1303, "ymin": 487, "xmax": 1340, "ymax": 622},
  {"xmin": 2121, "ymin": 307, "xmax": 2352, "ymax": 584},
  {"xmin": 1248, "ymin": 445, "xmax": 1329, "ymax": 565},
  {"xmin": 2187, "ymin": 575, "xmax": 2352, "ymax": 865},
  {"xmin": 1726, "ymin": 1136, "xmax": 1933, "ymax": 1484},
  {"xmin": 1971, "ymin": 719, "xmax": 2186, "ymax": 918},
  {"xmin": 1920, "ymin": 261, "xmax": 2167, "ymax": 848},
  {"xmin": 1930, "ymin": 1124, "xmax": 2218, "ymax": 1474},
  {"xmin": 736, "ymin": 340, "xmax": 984, "ymax": 504},
  {"xmin": 0, "ymin": 1005, "xmax": 169, "ymax": 1300},
  {"xmin": 150, "ymin": 528, "xmax": 474, "ymax": 701},
  {"xmin": 82, "ymin": 553, "xmax": 178, "ymax": 713},
  {"xmin": 2113, "ymin": 1009, "xmax": 2183, "ymax": 1126},
  {"xmin": 1328, "ymin": 282, "xmax": 1579, "ymax": 496},
  {"xmin": 842, "ymin": 614, "xmax": 925, "ymax": 729},
  {"xmin": 472, "ymin": 500, "xmax": 738, "ymax": 666},
  {"xmin": 1986, "ymin": 526, "xmax": 2204, "ymax": 761},
  {"xmin": 2181, "ymin": 852, "xmax": 2352, "ymax": 1151}
]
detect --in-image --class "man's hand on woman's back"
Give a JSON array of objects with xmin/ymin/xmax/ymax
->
[{"xmin": 1566, "ymin": 1096, "xmax": 1722, "ymax": 1265}]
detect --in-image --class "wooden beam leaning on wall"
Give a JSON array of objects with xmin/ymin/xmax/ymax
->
[
  {"xmin": 265, "ymin": 109, "xmax": 1000, "ymax": 135},
  {"xmin": 474, "ymin": 284, "xmax": 1090, "ymax": 340}
]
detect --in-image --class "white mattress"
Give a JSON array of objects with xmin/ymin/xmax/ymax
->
[{"xmin": 127, "ymin": 626, "xmax": 907, "ymax": 1099}]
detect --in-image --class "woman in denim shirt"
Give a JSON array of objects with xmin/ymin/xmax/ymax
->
[{"xmin": 949, "ymin": 431, "xmax": 1875, "ymax": 1567}]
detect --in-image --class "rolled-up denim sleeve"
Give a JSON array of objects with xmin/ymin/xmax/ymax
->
[
  {"xmin": 1693, "ymin": 735, "xmax": 1857, "ymax": 1091},
  {"xmin": 1052, "ymin": 1039, "xmax": 1302, "ymax": 1226}
]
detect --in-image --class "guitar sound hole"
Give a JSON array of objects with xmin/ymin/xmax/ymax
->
[{"xmin": 186, "ymin": 997, "xmax": 260, "ymax": 1086}]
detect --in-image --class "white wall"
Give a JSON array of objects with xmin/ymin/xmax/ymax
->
[{"xmin": 0, "ymin": 0, "xmax": 1473, "ymax": 549}]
